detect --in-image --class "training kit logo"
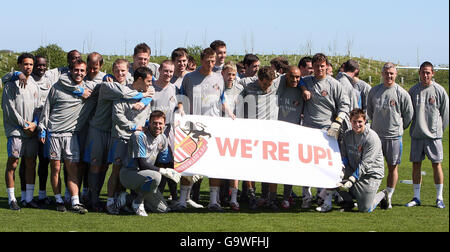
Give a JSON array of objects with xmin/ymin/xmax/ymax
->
[{"xmin": 174, "ymin": 121, "xmax": 211, "ymax": 173}]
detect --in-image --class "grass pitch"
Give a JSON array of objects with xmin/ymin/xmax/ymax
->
[{"xmin": 0, "ymin": 92, "xmax": 448, "ymax": 232}]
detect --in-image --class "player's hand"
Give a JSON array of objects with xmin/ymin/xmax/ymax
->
[
  {"xmin": 338, "ymin": 176, "xmax": 356, "ymax": 192},
  {"xmin": 327, "ymin": 122, "xmax": 341, "ymax": 140},
  {"xmin": 18, "ymin": 73, "xmax": 27, "ymax": 88},
  {"xmin": 81, "ymin": 88, "xmax": 92, "ymax": 99},
  {"xmin": 23, "ymin": 121, "xmax": 37, "ymax": 136},
  {"xmin": 143, "ymin": 86, "xmax": 155, "ymax": 98},
  {"xmin": 135, "ymin": 126, "xmax": 143, "ymax": 131},
  {"xmin": 132, "ymin": 102, "xmax": 145, "ymax": 111},
  {"xmin": 40, "ymin": 138, "xmax": 46, "ymax": 144},
  {"xmin": 184, "ymin": 174, "xmax": 203, "ymax": 185},
  {"xmin": 159, "ymin": 168, "xmax": 181, "ymax": 183},
  {"xmin": 302, "ymin": 90, "xmax": 311, "ymax": 101},
  {"xmin": 105, "ymin": 76, "xmax": 114, "ymax": 83}
]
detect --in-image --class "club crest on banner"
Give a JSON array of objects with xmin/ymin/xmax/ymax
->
[{"xmin": 174, "ymin": 121, "xmax": 211, "ymax": 173}]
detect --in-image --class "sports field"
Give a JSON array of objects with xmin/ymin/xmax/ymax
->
[{"xmin": 0, "ymin": 92, "xmax": 448, "ymax": 233}]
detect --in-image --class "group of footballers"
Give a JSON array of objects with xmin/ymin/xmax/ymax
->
[{"xmin": 1, "ymin": 40, "xmax": 448, "ymax": 217}]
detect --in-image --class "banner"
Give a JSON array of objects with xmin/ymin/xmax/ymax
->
[{"xmin": 173, "ymin": 115, "xmax": 343, "ymax": 189}]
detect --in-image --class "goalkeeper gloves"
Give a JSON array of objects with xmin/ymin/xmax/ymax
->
[
  {"xmin": 184, "ymin": 175, "xmax": 204, "ymax": 185},
  {"xmin": 159, "ymin": 168, "xmax": 181, "ymax": 183},
  {"xmin": 338, "ymin": 176, "xmax": 357, "ymax": 192},
  {"xmin": 327, "ymin": 112, "xmax": 346, "ymax": 140}
]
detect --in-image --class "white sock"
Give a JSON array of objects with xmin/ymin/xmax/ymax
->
[
  {"xmin": 435, "ymin": 184, "xmax": 444, "ymax": 201},
  {"xmin": 179, "ymin": 185, "xmax": 191, "ymax": 206},
  {"xmin": 386, "ymin": 187, "xmax": 395, "ymax": 199},
  {"xmin": 71, "ymin": 195, "xmax": 80, "ymax": 206},
  {"xmin": 209, "ymin": 186, "xmax": 219, "ymax": 205},
  {"xmin": 7, "ymin": 188, "xmax": 16, "ymax": 203},
  {"xmin": 39, "ymin": 190, "xmax": 47, "ymax": 200},
  {"xmin": 413, "ymin": 184, "xmax": 421, "ymax": 200},
  {"xmin": 230, "ymin": 187, "xmax": 238, "ymax": 203},
  {"xmin": 55, "ymin": 194, "xmax": 64, "ymax": 203},
  {"xmin": 26, "ymin": 184, "xmax": 35, "ymax": 203},
  {"xmin": 107, "ymin": 197, "xmax": 115, "ymax": 207}
]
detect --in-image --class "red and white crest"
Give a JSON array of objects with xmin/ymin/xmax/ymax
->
[{"xmin": 174, "ymin": 122, "xmax": 210, "ymax": 173}]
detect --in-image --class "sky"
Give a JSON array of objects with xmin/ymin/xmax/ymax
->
[{"xmin": 0, "ymin": 0, "xmax": 448, "ymax": 66}]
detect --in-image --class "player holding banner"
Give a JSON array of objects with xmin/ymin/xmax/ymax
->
[
  {"xmin": 299, "ymin": 53, "xmax": 350, "ymax": 211},
  {"xmin": 175, "ymin": 47, "xmax": 235, "ymax": 212},
  {"xmin": 337, "ymin": 109, "xmax": 389, "ymax": 213}
]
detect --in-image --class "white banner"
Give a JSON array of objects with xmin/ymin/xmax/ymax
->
[{"xmin": 173, "ymin": 115, "xmax": 342, "ymax": 189}]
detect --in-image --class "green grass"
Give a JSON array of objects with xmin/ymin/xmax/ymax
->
[{"xmin": 0, "ymin": 83, "xmax": 448, "ymax": 232}]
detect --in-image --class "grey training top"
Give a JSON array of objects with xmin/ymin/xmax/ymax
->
[
  {"xmin": 112, "ymin": 84, "xmax": 152, "ymax": 140},
  {"xmin": 39, "ymin": 73, "xmax": 85, "ymax": 135},
  {"xmin": 409, "ymin": 81, "xmax": 449, "ymax": 139},
  {"xmin": 341, "ymin": 126, "xmax": 385, "ymax": 180},
  {"xmin": 277, "ymin": 75, "xmax": 303, "ymax": 124},
  {"xmin": 2, "ymin": 78, "xmax": 40, "ymax": 138},
  {"xmin": 88, "ymin": 80, "xmax": 142, "ymax": 132},
  {"xmin": 151, "ymin": 82, "xmax": 178, "ymax": 125},
  {"xmin": 241, "ymin": 77, "xmax": 281, "ymax": 120},
  {"xmin": 367, "ymin": 83, "xmax": 414, "ymax": 139},
  {"xmin": 179, "ymin": 68, "xmax": 225, "ymax": 117},
  {"xmin": 300, "ymin": 75, "xmax": 350, "ymax": 130},
  {"xmin": 124, "ymin": 130, "xmax": 168, "ymax": 171},
  {"xmin": 224, "ymin": 80, "xmax": 244, "ymax": 117}
]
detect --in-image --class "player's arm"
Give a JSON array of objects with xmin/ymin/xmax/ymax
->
[
  {"xmin": 366, "ymin": 88, "xmax": 375, "ymax": 122},
  {"xmin": 327, "ymin": 83, "xmax": 350, "ymax": 139},
  {"xmin": 220, "ymin": 90, "xmax": 236, "ymax": 119},
  {"xmin": 298, "ymin": 78, "xmax": 311, "ymax": 101},
  {"xmin": 1, "ymin": 83, "xmax": 27, "ymax": 128},
  {"xmin": 439, "ymin": 89, "xmax": 449, "ymax": 131},
  {"xmin": 38, "ymin": 87, "xmax": 55, "ymax": 144},
  {"xmin": 400, "ymin": 89, "xmax": 414, "ymax": 129},
  {"xmin": 112, "ymin": 101, "xmax": 142, "ymax": 132}
]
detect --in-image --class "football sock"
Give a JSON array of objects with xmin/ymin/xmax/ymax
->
[
  {"xmin": 386, "ymin": 187, "xmax": 395, "ymax": 199},
  {"xmin": 179, "ymin": 185, "xmax": 190, "ymax": 206},
  {"xmin": 7, "ymin": 188, "xmax": 16, "ymax": 203},
  {"xmin": 21, "ymin": 190, "xmax": 26, "ymax": 202},
  {"xmin": 373, "ymin": 191, "xmax": 386, "ymax": 208},
  {"xmin": 413, "ymin": 184, "xmax": 421, "ymax": 200},
  {"xmin": 71, "ymin": 195, "xmax": 80, "ymax": 206},
  {"xmin": 39, "ymin": 190, "xmax": 47, "ymax": 200},
  {"xmin": 107, "ymin": 197, "xmax": 115, "ymax": 207},
  {"xmin": 26, "ymin": 184, "xmax": 35, "ymax": 203},
  {"xmin": 303, "ymin": 186, "xmax": 312, "ymax": 199},
  {"xmin": 55, "ymin": 194, "xmax": 64, "ymax": 204},
  {"xmin": 435, "ymin": 184, "xmax": 443, "ymax": 201},
  {"xmin": 209, "ymin": 186, "xmax": 219, "ymax": 205},
  {"xmin": 230, "ymin": 187, "xmax": 238, "ymax": 203},
  {"xmin": 65, "ymin": 187, "xmax": 71, "ymax": 201},
  {"xmin": 324, "ymin": 190, "xmax": 333, "ymax": 206}
]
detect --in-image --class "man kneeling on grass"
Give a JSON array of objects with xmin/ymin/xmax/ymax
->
[
  {"xmin": 119, "ymin": 111, "xmax": 181, "ymax": 216},
  {"xmin": 318, "ymin": 109, "xmax": 389, "ymax": 213}
]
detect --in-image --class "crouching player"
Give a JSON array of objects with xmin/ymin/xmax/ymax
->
[
  {"xmin": 119, "ymin": 111, "xmax": 181, "ymax": 216},
  {"xmin": 323, "ymin": 109, "xmax": 389, "ymax": 212}
]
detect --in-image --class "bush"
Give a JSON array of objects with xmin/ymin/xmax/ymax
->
[{"xmin": 33, "ymin": 44, "xmax": 66, "ymax": 69}]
